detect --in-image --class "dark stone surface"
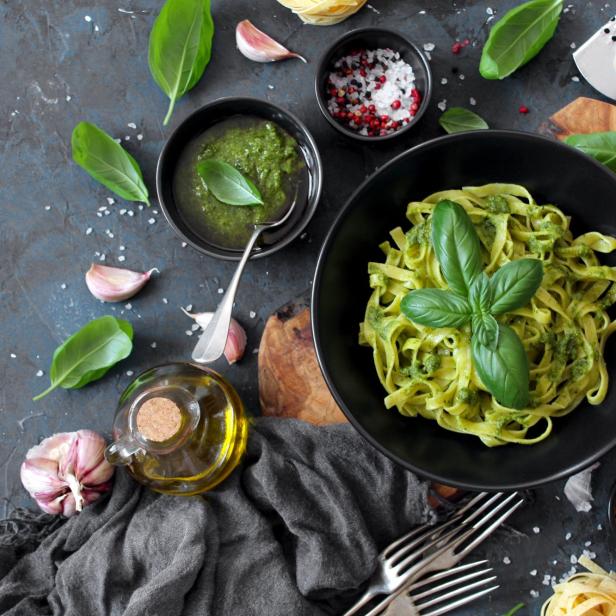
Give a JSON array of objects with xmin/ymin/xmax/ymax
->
[{"xmin": 1, "ymin": 0, "xmax": 615, "ymax": 613}]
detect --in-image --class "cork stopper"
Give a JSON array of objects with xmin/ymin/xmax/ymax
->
[{"xmin": 136, "ymin": 397, "xmax": 182, "ymax": 442}]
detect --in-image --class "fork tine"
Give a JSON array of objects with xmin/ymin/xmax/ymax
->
[
  {"xmin": 414, "ymin": 574, "xmax": 497, "ymax": 610},
  {"xmin": 408, "ymin": 560, "xmax": 488, "ymax": 591},
  {"xmin": 410, "ymin": 567, "xmax": 494, "ymax": 601},
  {"xmin": 419, "ymin": 584, "xmax": 500, "ymax": 616}
]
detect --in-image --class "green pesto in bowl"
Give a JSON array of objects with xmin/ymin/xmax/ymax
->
[{"xmin": 173, "ymin": 116, "xmax": 306, "ymax": 250}]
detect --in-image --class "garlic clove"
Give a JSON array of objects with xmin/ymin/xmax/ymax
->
[
  {"xmin": 236, "ymin": 20, "xmax": 307, "ymax": 63},
  {"xmin": 85, "ymin": 264, "xmax": 157, "ymax": 303},
  {"xmin": 20, "ymin": 430, "xmax": 114, "ymax": 517},
  {"xmin": 182, "ymin": 309, "xmax": 247, "ymax": 364}
]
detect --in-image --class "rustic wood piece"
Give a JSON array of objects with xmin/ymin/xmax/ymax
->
[
  {"xmin": 539, "ymin": 96, "xmax": 616, "ymax": 140},
  {"xmin": 258, "ymin": 295, "xmax": 347, "ymax": 425}
]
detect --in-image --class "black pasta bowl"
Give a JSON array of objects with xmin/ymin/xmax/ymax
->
[{"xmin": 312, "ymin": 130, "xmax": 616, "ymax": 491}]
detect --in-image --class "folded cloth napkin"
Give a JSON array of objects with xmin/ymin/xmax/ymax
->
[{"xmin": 0, "ymin": 418, "xmax": 432, "ymax": 616}]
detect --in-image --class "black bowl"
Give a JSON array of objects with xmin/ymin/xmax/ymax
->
[
  {"xmin": 315, "ymin": 27, "xmax": 432, "ymax": 142},
  {"xmin": 156, "ymin": 97, "xmax": 322, "ymax": 261},
  {"xmin": 312, "ymin": 130, "xmax": 616, "ymax": 491}
]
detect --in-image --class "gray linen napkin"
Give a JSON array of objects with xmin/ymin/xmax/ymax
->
[{"xmin": 0, "ymin": 418, "xmax": 432, "ymax": 616}]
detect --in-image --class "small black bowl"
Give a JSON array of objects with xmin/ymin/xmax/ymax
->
[
  {"xmin": 156, "ymin": 97, "xmax": 323, "ymax": 261},
  {"xmin": 312, "ymin": 130, "xmax": 616, "ymax": 491},
  {"xmin": 315, "ymin": 27, "xmax": 432, "ymax": 142}
]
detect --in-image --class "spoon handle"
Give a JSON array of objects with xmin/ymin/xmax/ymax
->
[{"xmin": 192, "ymin": 227, "xmax": 263, "ymax": 364}]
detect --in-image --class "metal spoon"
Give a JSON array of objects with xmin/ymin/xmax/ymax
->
[{"xmin": 191, "ymin": 199, "xmax": 298, "ymax": 364}]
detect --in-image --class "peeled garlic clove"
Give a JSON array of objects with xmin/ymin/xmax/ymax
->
[
  {"xmin": 20, "ymin": 430, "xmax": 114, "ymax": 517},
  {"xmin": 236, "ymin": 20, "xmax": 307, "ymax": 63},
  {"xmin": 85, "ymin": 264, "xmax": 157, "ymax": 302},
  {"xmin": 182, "ymin": 309, "xmax": 247, "ymax": 364}
]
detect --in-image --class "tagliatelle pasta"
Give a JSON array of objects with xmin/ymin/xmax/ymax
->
[
  {"xmin": 359, "ymin": 184, "xmax": 616, "ymax": 446},
  {"xmin": 542, "ymin": 557, "xmax": 616, "ymax": 615},
  {"xmin": 275, "ymin": 0, "xmax": 367, "ymax": 25}
]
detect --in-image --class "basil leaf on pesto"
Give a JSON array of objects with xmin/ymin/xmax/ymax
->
[
  {"xmin": 490, "ymin": 259, "xmax": 544, "ymax": 315},
  {"xmin": 197, "ymin": 159, "xmax": 264, "ymax": 206},
  {"xmin": 401, "ymin": 289, "xmax": 472, "ymax": 329},
  {"xmin": 565, "ymin": 132, "xmax": 616, "ymax": 172}
]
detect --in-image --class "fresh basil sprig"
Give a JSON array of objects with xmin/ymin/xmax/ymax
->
[
  {"xmin": 480, "ymin": 0, "xmax": 564, "ymax": 80},
  {"xmin": 33, "ymin": 316, "xmax": 133, "ymax": 401},
  {"xmin": 565, "ymin": 132, "xmax": 616, "ymax": 173},
  {"xmin": 197, "ymin": 159, "xmax": 264, "ymax": 206},
  {"xmin": 72, "ymin": 122, "xmax": 150, "ymax": 206},
  {"xmin": 401, "ymin": 200, "xmax": 544, "ymax": 409},
  {"xmin": 439, "ymin": 107, "xmax": 489, "ymax": 134},
  {"xmin": 148, "ymin": 0, "xmax": 214, "ymax": 126}
]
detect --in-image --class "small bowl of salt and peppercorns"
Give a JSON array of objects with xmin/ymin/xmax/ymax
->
[{"xmin": 315, "ymin": 28, "xmax": 433, "ymax": 142}]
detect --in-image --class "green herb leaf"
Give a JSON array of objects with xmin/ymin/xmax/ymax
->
[
  {"xmin": 469, "ymin": 272, "xmax": 493, "ymax": 314},
  {"xmin": 439, "ymin": 107, "xmax": 489, "ymax": 134},
  {"xmin": 502, "ymin": 604, "xmax": 525, "ymax": 616},
  {"xmin": 480, "ymin": 0, "xmax": 563, "ymax": 80},
  {"xmin": 431, "ymin": 200, "xmax": 483, "ymax": 297},
  {"xmin": 148, "ymin": 0, "xmax": 214, "ymax": 126},
  {"xmin": 472, "ymin": 313, "xmax": 499, "ymax": 349},
  {"xmin": 197, "ymin": 159, "xmax": 263, "ymax": 206},
  {"xmin": 565, "ymin": 131, "xmax": 616, "ymax": 172},
  {"xmin": 33, "ymin": 316, "xmax": 133, "ymax": 401},
  {"xmin": 71, "ymin": 122, "xmax": 150, "ymax": 206},
  {"xmin": 472, "ymin": 324, "xmax": 530, "ymax": 409},
  {"xmin": 490, "ymin": 259, "xmax": 544, "ymax": 315},
  {"xmin": 401, "ymin": 289, "xmax": 472, "ymax": 329}
]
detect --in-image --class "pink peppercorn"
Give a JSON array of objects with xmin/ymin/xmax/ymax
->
[
  {"xmin": 519, "ymin": 105, "xmax": 529, "ymax": 114},
  {"xmin": 452, "ymin": 42, "xmax": 463, "ymax": 54},
  {"xmin": 391, "ymin": 100, "xmax": 401, "ymax": 110}
]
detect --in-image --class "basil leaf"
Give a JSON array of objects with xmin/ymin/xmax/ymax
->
[
  {"xmin": 472, "ymin": 313, "xmax": 499, "ymax": 349},
  {"xmin": 33, "ymin": 316, "xmax": 133, "ymax": 401},
  {"xmin": 401, "ymin": 289, "xmax": 472, "ymax": 328},
  {"xmin": 468, "ymin": 272, "xmax": 493, "ymax": 314},
  {"xmin": 71, "ymin": 122, "xmax": 150, "ymax": 206},
  {"xmin": 148, "ymin": 0, "xmax": 214, "ymax": 126},
  {"xmin": 431, "ymin": 200, "xmax": 483, "ymax": 297},
  {"xmin": 480, "ymin": 0, "xmax": 563, "ymax": 80},
  {"xmin": 439, "ymin": 107, "xmax": 489, "ymax": 134},
  {"xmin": 197, "ymin": 159, "xmax": 263, "ymax": 206},
  {"xmin": 490, "ymin": 259, "xmax": 543, "ymax": 315},
  {"xmin": 502, "ymin": 604, "xmax": 525, "ymax": 616},
  {"xmin": 471, "ymin": 324, "xmax": 530, "ymax": 409},
  {"xmin": 565, "ymin": 132, "xmax": 616, "ymax": 172}
]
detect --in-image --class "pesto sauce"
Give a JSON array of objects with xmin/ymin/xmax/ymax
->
[{"xmin": 173, "ymin": 117, "xmax": 304, "ymax": 249}]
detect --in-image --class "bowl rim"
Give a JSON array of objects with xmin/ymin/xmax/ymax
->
[
  {"xmin": 156, "ymin": 96, "xmax": 323, "ymax": 261},
  {"xmin": 311, "ymin": 128, "xmax": 616, "ymax": 490},
  {"xmin": 314, "ymin": 26, "xmax": 433, "ymax": 143}
]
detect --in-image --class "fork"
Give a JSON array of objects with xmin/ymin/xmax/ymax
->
[
  {"xmin": 384, "ymin": 561, "xmax": 499, "ymax": 616},
  {"xmin": 343, "ymin": 491, "xmax": 524, "ymax": 616}
]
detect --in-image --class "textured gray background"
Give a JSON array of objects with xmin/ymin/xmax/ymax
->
[{"xmin": 1, "ymin": 0, "xmax": 616, "ymax": 613}]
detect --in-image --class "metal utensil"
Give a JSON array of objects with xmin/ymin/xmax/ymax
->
[
  {"xmin": 191, "ymin": 199, "xmax": 297, "ymax": 364},
  {"xmin": 385, "ymin": 561, "xmax": 498, "ymax": 616},
  {"xmin": 343, "ymin": 491, "xmax": 524, "ymax": 616}
]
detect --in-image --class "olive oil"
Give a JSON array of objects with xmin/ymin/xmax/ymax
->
[{"xmin": 105, "ymin": 363, "xmax": 248, "ymax": 496}]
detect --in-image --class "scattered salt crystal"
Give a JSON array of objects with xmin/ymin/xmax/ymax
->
[
  {"xmin": 86, "ymin": 227, "xmax": 93, "ymax": 235},
  {"xmin": 106, "ymin": 197, "xmax": 115, "ymax": 205},
  {"xmin": 598, "ymin": 524, "xmax": 603, "ymax": 531},
  {"xmin": 138, "ymin": 205, "xmax": 144, "ymax": 211},
  {"xmin": 530, "ymin": 569, "xmax": 537, "ymax": 576},
  {"xmin": 148, "ymin": 218, "xmax": 156, "ymax": 224},
  {"xmin": 181, "ymin": 242, "xmax": 187, "ymax": 248},
  {"xmin": 571, "ymin": 76, "xmax": 580, "ymax": 82},
  {"xmin": 162, "ymin": 297, "xmax": 168, "ymax": 304},
  {"xmin": 99, "ymin": 253, "xmax": 106, "ymax": 261},
  {"xmin": 120, "ymin": 209, "xmax": 127, "ymax": 215},
  {"xmin": 96, "ymin": 212, "xmax": 103, "ymax": 218},
  {"xmin": 530, "ymin": 590, "xmax": 539, "ymax": 598},
  {"xmin": 104, "ymin": 210, "xmax": 111, "ymax": 216},
  {"xmin": 128, "ymin": 211, "xmax": 134, "ymax": 217},
  {"xmin": 185, "ymin": 330, "xmax": 193, "ymax": 336},
  {"xmin": 186, "ymin": 304, "xmax": 193, "ymax": 311},
  {"xmin": 118, "ymin": 255, "xmax": 126, "ymax": 262},
  {"xmin": 151, "ymin": 342, "xmax": 157, "ymax": 348},
  {"xmin": 98, "ymin": 206, "xmax": 108, "ymax": 212},
  {"xmin": 84, "ymin": 15, "xmax": 92, "ymax": 22},
  {"xmin": 441, "ymin": 77, "xmax": 448, "ymax": 85},
  {"xmin": 191, "ymin": 323, "xmax": 199, "ymax": 331},
  {"xmin": 437, "ymin": 99, "xmax": 447, "ymax": 112},
  {"xmin": 542, "ymin": 574, "xmax": 551, "ymax": 586},
  {"xmin": 137, "ymin": 134, "xmax": 143, "ymax": 141},
  {"xmin": 36, "ymin": 370, "xmax": 44, "ymax": 377},
  {"xmin": 66, "ymin": 95, "xmax": 72, "ymax": 102},
  {"xmin": 218, "ymin": 288, "xmax": 224, "ymax": 294},
  {"xmin": 94, "ymin": 24, "xmax": 100, "ymax": 32},
  {"xmin": 267, "ymin": 84, "xmax": 275, "ymax": 90},
  {"xmin": 60, "ymin": 283, "xmax": 67, "ymax": 289},
  {"xmin": 124, "ymin": 136, "xmax": 130, "ymax": 141},
  {"xmin": 250, "ymin": 311, "xmax": 257, "ymax": 319},
  {"xmin": 459, "ymin": 74, "xmax": 465, "ymax": 80},
  {"xmin": 153, "ymin": 210, "xmax": 158, "ymax": 214},
  {"xmin": 127, "ymin": 122, "xmax": 137, "ymax": 129},
  {"xmin": 532, "ymin": 526, "xmax": 540, "ymax": 534},
  {"xmin": 44, "ymin": 205, "xmax": 51, "ymax": 211},
  {"xmin": 10, "ymin": 353, "xmax": 16, "ymax": 359},
  {"xmin": 126, "ymin": 370, "xmax": 134, "ymax": 376},
  {"xmin": 565, "ymin": 532, "xmax": 572, "ymax": 540},
  {"xmin": 570, "ymin": 555, "xmax": 578, "ymax": 564},
  {"xmin": 418, "ymin": 10, "xmax": 426, "ymax": 14},
  {"xmin": 423, "ymin": 43, "xmax": 435, "ymax": 52},
  {"xmin": 503, "ymin": 556, "xmax": 511, "ymax": 565},
  {"xmin": 486, "ymin": 7, "xmax": 494, "ymax": 15},
  {"xmin": 119, "ymin": 245, "xmax": 126, "ymax": 251},
  {"xmin": 570, "ymin": 42, "xmax": 577, "ymax": 49},
  {"xmin": 585, "ymin": 541, "xmax": 592, "ymax": 547},
  {"xmin": 469, "ymin": 97, "xmax": 477, "ymax": 106},
  {"xmin": 125, "ymin": 303, "xmax": 132, "ymax": 310}
]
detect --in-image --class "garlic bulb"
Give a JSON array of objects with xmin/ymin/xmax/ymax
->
[
  {"xmin": 564, "ymin": 462, "xmax": 599, "ymax": 512},
  {"xmin": 20, "ymin": 430, "xmax": 114, "ymax": 517},
  {"xmin": 236, "ymin": 20, "xmax": 307, "ymax": 63},
  {"xmin": 183, "ymin": 309, "xmax": 247, "ymax": 364},
  {"xmin": 85, "ymin": 264, "xmax": 157, "ymax": 302}
]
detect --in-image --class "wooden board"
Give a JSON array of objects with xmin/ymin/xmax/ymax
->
[{"xmin": 259, "ymin": 97, "xmax": 616, "ymax": 426}]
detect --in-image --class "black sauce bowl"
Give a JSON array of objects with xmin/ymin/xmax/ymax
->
[
  {"xmin": 312, "ymin": 130, "xmax": 616, "ymax": 491},
  {"xmin": 315, "ymin": 27, "xmax": 432, "ymax": 143},
  {"xmin": 156, "ymin": 97, "xmax": 322, "ymax": 260}
]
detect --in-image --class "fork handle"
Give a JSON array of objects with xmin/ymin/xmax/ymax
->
[{"xmin": 342, "ymin": 588, "xmax": 378, "ymax": 616}]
